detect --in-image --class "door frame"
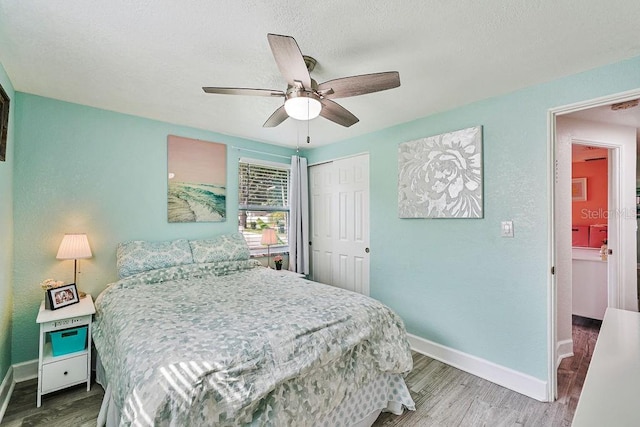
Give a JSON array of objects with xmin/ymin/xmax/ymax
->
[{"xmin": 547, "ymin": 88, "xmax": 640, "ymax": 401}]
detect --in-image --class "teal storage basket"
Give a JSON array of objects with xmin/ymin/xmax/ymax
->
[{"xmin": 50, "ymin": 326, "xmax": 87, "ymax": 356}]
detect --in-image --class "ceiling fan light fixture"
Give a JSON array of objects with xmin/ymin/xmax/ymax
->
[
  {"xmin": 284, "ymin": 95, "xmax": 322, "ymax": 121},
  {"xmin": 203, "ymin": 34, "xmax": 400, "ymax": 128}
]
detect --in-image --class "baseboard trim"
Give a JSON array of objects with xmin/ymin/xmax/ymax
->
[
  {"xmin": 556, "ymin": 339, "xmax": 574, "ymax": 367},
  {"xmin": 12, "ymin": 359, "xmax": 37, "ymax": 383},
  {"xmin": 0, "ymin": 366, "xmax": 15, "ymax": 424},
  {"xmin": 407, "ymin": 333, "xmax": 549, "ymax": 402}
]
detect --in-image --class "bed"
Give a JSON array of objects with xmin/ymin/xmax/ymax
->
[{"xmin": 92, "ymin": 233, "xmax": 415, "ymax": 426}]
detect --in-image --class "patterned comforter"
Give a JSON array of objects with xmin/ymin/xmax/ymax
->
[{"xmin": 92, "ymin": 263, "xmax": 414, "ymax": 426}]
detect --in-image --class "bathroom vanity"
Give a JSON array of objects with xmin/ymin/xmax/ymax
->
[{"xmin": 572, "ymin": 247, "xmax": 607, "ymax": 320}]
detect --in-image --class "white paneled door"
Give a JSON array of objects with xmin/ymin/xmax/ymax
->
[{"xmin": 309, "ymin": 154, "xmax": 370, "ymax": 295}]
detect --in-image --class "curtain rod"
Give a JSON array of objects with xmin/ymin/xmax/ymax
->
[{"xmin": 232, "ymin": 146, "xmax": 291, "ymax": 160}]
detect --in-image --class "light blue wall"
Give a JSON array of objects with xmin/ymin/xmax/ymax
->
[
  {"xmin": 0, "ymin": 63, "xmax": 14, "ymax": 382},
  {"xmin": 11, "ymin": 94, "xmax": 294, "ymax": 364},
  {"xmin": 9, "ymin": 55, "xmax": 640, "ymax": 381},
  {"xmin": 304, "ymin": 55, "xmax": 640, "ymax": 380}
]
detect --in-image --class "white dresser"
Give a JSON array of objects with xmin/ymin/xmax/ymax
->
[{"xmin": 573, "ymin": 308, "xmax": 640, "ymax": 426}]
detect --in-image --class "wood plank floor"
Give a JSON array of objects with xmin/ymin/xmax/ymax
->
[
  {"xmin": 1, "ymin": 316, "xmax": 600, "ymax": 427},
  {"xmin": 0, "ymin": 380, "xmax": 103, "ymax": 427},
  {"xmin": 375, "ymin": 315, "xmax": 600, "ymax": 427}
]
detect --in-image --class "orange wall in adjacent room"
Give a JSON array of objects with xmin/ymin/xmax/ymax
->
[{"xmin": 572, "ymin": 158, "xmax": 608, "ymax": 226}]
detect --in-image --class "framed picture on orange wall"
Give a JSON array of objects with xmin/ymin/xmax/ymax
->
[{"xmin": 572, "ymin": 178, "xmax": 587, "ymax": 201}]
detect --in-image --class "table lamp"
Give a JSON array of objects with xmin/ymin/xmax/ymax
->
[
  {"xmin": 261, "ymin": 228, "xmax": 278, "ymax": 268},
  {"xmin": 56, "ymin": 233, "xmax": 92, "ymax": 297}
]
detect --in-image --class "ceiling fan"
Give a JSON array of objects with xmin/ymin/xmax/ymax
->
[{"xmin": 202, "ymin": 33, "xmax": 400, "ymax": 128}]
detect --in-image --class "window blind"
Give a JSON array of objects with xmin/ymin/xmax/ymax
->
[{"xmin": 239, "ymin": 162, "xmax": 289, "ymax": 211}]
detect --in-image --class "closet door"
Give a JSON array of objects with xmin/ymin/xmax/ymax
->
[{"xmin": 309, "ymin": 154, "xmax": 370, "ymax": 295}]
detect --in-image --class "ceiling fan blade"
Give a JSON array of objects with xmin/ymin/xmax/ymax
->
[
  {"xmin": 263, "ymin": 105, "xmax": 289, "ymax": 128},
  {"xmin": 319, "ymin": 99, "xmax": 359, "ymax": 127},
  {"xmin": 202, "ymin": 87, "xmax": 284, "ymax": 97},
  {"xmin": 318, "ymin": 71, "xmax": 400, "ymax": 99},
  {"xmin": 267, "ymin": 33, "xmax": 312, "ymax": 89}
]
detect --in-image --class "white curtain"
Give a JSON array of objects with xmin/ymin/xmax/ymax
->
[{"xmin": 289, "ymin": 155, "xmax": 309, "ymax": 274}]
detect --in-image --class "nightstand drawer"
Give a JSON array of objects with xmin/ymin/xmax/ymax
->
[{"xmin": 41, "ymin": 354, "xmax": 88, "ymax": 393}]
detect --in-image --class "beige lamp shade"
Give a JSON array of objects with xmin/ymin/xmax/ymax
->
[
  {"xmin": 261, "ymin": 228, "xmax": 278, "ymax": 246},
  {"xmin": 56, "ymin": 234, "xmax": 93, "ymax": 260}
]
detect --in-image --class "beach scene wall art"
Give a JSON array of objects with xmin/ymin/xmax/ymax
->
[{"xmin": 167, "ymin": 135, "xmax": 226, "ymax": 222}]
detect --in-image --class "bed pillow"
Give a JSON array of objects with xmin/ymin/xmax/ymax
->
[
  {"xmin": 189, "ymin": 232, "xmax": 250, "ymax": 263},
  {"xmin": 116, "ymin": 263, "xmax": 206, "ymax": 286},
  {"xmin": 199, "ymin": 259, "xmax": 262, "ymax": 276},
  {"xmin": 117, "ymin": 239, "xmax": 194, "ymax": 278}
]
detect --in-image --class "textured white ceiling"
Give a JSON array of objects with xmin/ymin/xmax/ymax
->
[
  {"xmin": 569, "ymin": 103, "xmax": 640, "ymax": 130},
  {"xmin": 1, "ymin": 1, "xmax": 640, "ymax": 147}
]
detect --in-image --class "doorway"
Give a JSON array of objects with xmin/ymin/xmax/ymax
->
[
  {"xmin": 549, "ymin": 90, "xmax": 640, "ymax": 400},
  {"xmin": 570, "ymin": 143, "xmax": 609, "ymax": 322}
]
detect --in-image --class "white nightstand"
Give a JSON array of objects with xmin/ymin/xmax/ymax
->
[{"xmin": 36, "ymin": 294, "xmax": 95, "ymax": 407}]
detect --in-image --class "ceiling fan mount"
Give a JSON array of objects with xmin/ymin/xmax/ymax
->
[
  {"xmin": 202, "ymin": 34, "xmax": 401, "ymax": 128},
  {"xmin": 302, "ymin": 55, "xmax": 317, "ymax": 73}
]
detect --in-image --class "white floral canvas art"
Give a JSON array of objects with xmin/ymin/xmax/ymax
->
[{"xmin": 398, "ymin": 126, "xmax": 483, "ymax": 218}]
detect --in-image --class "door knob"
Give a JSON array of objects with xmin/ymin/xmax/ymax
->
[{"xmin": 365, "ymin": 247, "xmax": 370, "ymax": 253}]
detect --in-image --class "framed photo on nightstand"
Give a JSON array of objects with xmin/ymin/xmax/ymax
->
[{"xmin": 46, "ymin": 283, "xmax": 80, "ymax": 310}]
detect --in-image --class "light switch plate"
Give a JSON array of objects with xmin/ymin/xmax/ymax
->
[{"xmin": 501, "ymin": 221, "xmax": 514, "ymax": 237}]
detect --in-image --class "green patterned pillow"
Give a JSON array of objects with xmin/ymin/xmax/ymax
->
[
  {"xmin": 189, "ymin": 232, "xmax": 250, "ymax": 263},
  {"xmin": 117, "ymin": 239, "xmax": 194, "ymax": 278},
  {"xmin": 199, "ymin": 259, "xmax": 261, "ymax": 276},
  {"xmin": 116, "ymin": 263, "xmax": 206, "ymax": 286}
]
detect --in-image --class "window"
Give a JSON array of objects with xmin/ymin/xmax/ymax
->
[{"xmin": 238, "ymin": 160, "xmax": 290, "ymax": 253}]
